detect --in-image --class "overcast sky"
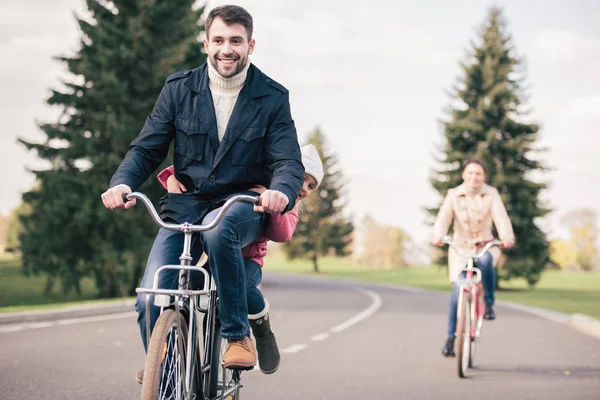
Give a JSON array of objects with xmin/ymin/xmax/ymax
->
[{"xmin": 1, "ymin": 0, "xmax": 598, "ymax": 249}]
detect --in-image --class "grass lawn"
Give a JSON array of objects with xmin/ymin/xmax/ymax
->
[
  {"xmin": 0, "ymin": 254, "xmax": 132, "ymax": 313},
  {"xmin": 263, "ymin": 253, "xmax": 600, "ymax": 320}
]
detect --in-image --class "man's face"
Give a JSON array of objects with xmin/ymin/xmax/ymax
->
[{"xmin": 204, "ymin": 17, "xmax": 255, "ymax": 78}]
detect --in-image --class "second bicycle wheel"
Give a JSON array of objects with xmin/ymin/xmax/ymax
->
[
  {"xmin": 456, "ymin": 296, "xmax": 471, "ymax": 378},
  {"xmin": 207, "ymin": 322, "xmax": 241, "ymax": 399},
  {"xmin": 141, "ymin": 308, "xmax": 200, "ymax": 400}
]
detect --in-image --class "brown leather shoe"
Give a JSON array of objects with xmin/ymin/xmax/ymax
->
[{"xmin": 223, "ymin": 337, "xmax": 257, "ymax": 370}]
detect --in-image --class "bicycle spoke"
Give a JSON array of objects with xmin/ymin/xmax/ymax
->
[{"xmin": 154, "ymin": 323, "xmax": 190, "ymax": 400}]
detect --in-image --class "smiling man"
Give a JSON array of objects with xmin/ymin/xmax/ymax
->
[
  {"xmin": 101, "ymin": 4, "xmax": 304, "ymax": 381},
  {"xmin": 206, "ymin": 9, "xmax": 254, "ymax": 79}
]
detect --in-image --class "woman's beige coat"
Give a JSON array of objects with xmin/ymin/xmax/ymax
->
[{"xmin": 433, "ymin": 183, "xmax": 515, "ymax": 282}]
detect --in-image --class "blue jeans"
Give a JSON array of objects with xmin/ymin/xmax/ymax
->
[
  {"xmin": 245, "ymin": 260, "xmax": 266, "ymax": 317},
  {"xmin": 135, "ymin": 198, "xmax": 264, "ymax": 350},
  {"xmin": 446, "ymin": 251, "xmax": 495, "ymax": 338}
]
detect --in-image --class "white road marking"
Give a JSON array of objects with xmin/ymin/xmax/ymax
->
[
  {"xmin": 1, "ymin": 288, "xmax": 384, "ymax": 364},
  {"xmin": 330, "ymin": 289, "xmax": 382, "ymax": 333},
  {"xmin": 281, "ymin": 344, "xmax": 308, "ymax": 354},
  {"xmin": 310, "ymin": 333, "xmax": 330, "ymax": 341},
  {"xmin": 280, "ymin": 288, "xmax": 382, "ymax": 355},
  {"xmin": 0, "ymin": 312, "xmax": 136, "ymax": 333}
]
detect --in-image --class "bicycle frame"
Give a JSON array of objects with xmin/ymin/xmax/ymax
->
[
  {"xmin": 447, "ymin": 237, "xmax": 501, "ymax": 336},
  {"xmin": 455, "ymin": 256, "xmax": 482, "ymax": 338},
  {"xmin": 130, "ymin": 192, "xmax": 258, "ymax": 399}
]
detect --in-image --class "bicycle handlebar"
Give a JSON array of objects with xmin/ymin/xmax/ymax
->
[
  {"xmin": 442, "ymin": 235, "xmax": 502, "ymax": 259},
  {"xmin": 124, "ymin": 192, "xmax": 259, "ymax": 232}
]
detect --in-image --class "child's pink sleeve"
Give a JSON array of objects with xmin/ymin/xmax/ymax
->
[
  {"xmin": 264, "ymin": 209, "xmax": 299, "ymax": 242},
  {"xmin": 157, "ymin": 165, "xmax": 175, "ymax": 190}
]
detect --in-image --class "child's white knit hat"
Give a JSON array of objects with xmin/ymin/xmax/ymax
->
[{"xmin": 301, "ymin": 144, "xmax": 324, "ymax": 188}]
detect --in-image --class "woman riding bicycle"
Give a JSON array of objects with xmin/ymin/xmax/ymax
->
[{"xmin": 430, "ymin": 158, "xmax": 515, "ymax": 357}]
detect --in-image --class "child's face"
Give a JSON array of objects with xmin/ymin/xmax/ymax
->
[{"xmin": 298, "ymin": 174, "xmax": 318, "ymax": 200}]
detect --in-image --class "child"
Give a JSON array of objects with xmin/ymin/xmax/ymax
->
[{"xmin": 157, "ymin": 144, "xmax": 324, "ymax": 374}]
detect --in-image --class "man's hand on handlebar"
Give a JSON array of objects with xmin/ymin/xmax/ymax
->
[
  {"xmin": 502, "ymin": 239, "xmax": 514, "ymax": 249},
  {"xmin": 101, "ymin": 186, "xmax": 136, "ymax": 210},
  {"xmin": 430, "ymin": 237, "xmax": 444, "ymax": 247}
]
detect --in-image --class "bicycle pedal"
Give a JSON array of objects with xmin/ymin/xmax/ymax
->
[{"xmin": 225, "ymin": 365, "xmax": 254, "ymax": 371}]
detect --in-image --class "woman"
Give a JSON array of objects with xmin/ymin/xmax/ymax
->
[{"xmin": 431, "ymin": 158, "xmax": 515, "ymax": 357}]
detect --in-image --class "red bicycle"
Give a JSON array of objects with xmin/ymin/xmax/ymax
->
[{"xmin": 442, "ymin": 236, "xmax": 502, "ymax": 378}]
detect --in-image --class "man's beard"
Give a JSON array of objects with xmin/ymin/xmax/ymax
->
[{"xmin": 210, "ymin": 55, "xmax": 247, "ymax": 78}]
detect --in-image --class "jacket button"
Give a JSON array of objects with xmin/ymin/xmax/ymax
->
[
  {"xmin": 208, "ymin": 174, "xmax": 216, "ymax": 182},
  {"xmin": 265, "ymin": 78, "xmax": 271, "ymax": 83}
]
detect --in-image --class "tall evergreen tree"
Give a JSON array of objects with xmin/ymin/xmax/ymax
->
[
  {"xmin": 428, "ymin": 7, "xmax": 550, "ymax": 286},
  {"xmin": 283, "ymin": 128, "xmax": 354, "ymax": 273},
  {"xmin": 19, "ymin": 0, "xmax": 206, "ymax": 297}
]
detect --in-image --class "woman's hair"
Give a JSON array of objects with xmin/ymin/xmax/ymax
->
[{"xmin": 463, "ymin": 158, "xmax": 487, "ymax": 174}]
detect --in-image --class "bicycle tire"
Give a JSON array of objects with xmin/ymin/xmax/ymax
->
[
  {"xmin": 468, "ymin": 298, "xmax": 476, "ymax": 368},
  {"xmin": 206, "ymin": 318, "xmax": 241, "ymax": 399},
  {"xmin": 207, "ymin": 326, "xmax": 223, "ymax": 398},
  {"xmin": 209, "ymin": 331, "xmax": 240, "ymax": 399},
  {"xmin": 141, "ymin": 308, "xmax": 199, "ymax": 400},
  {"xmin": 469, "ymin": 294, "xmax": 483, "ymax": 368},
  {"xmin": 456, "ymin": 296, "xmax": 470, "ymax": 378}
]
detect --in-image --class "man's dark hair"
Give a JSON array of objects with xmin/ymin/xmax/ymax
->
[{"xmin": 206, "ymin": 5, "xmax": 253, "ymax": 40}]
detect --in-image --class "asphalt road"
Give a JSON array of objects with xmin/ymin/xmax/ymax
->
[{"xmin": 1, "ymin": 272, "xmax": 599, "ymax": 399}]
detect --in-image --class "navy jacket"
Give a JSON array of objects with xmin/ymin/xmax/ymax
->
[{"xmin": 110, "ymin": 63, "xmax": 304, "ymax": 224}]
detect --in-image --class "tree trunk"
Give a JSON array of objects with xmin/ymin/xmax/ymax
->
[
  {"xmin": 61, "ymin": 279, "xmax": 72, "ymax": 300},
  {"xmin": 312, "ymin": 254, "xmax": 319, "ymax": 273},
  {"xmin": 43, "ymin": 275, "xmax": 55, "ymax": 296},
  {"xmin": 108, "ymin": 272, "xmax": 122, "ymax": 298},
  {"xmin": 129, "ymin": 261, "xmax": 143, "ymax": 296},
  {"xmin": 74, "ymin": 278, "xmax": 82, "ymax": 295}
]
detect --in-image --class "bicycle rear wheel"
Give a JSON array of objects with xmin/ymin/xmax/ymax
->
[
  {"xmin": 456, "ymin": 296, "xmax": 471, "ymax": 378},
  {"xmin": 207, "ymin": 327, "xmax": 241, "ymax": 399},
  {"xmin": 141, "ymin": 308, "xmax": 199, "ymax": 400}
]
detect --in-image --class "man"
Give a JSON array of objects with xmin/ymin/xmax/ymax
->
[{"xmin": 101, "ymin": 4, "xmax": 304, "ymax": 377}]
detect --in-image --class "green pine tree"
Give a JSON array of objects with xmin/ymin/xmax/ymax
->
[
  {"xmin": 427, "ymin": 7, "xmax": 550, "ymax": 286},
  {"xmin": 19, "ymin": 0, "xmax": 206, "ymax": 297},
  {"xmin": 283, "ymin": 128, "xmax": 354, "ymax": 273}
]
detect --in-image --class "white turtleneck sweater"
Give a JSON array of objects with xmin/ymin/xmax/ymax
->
[{"xmin": 207, "ymin": 61, "xmax": 250, "ymax": 142}]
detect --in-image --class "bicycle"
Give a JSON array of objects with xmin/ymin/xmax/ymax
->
[
  {"xmin": 126, "ymin": 191, "xmax": 258, "ymax": 400},
  {"xmin": 442, "ymin": 235, "xmax": 502, "ymax": 379}
]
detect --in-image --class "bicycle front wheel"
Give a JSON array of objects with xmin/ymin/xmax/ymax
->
[
  {"xmin": 141, "ymin": 309, "xmax": 198, "ymax": 400},
  {"xmin": 469, "ymin": 294, "xmax": 483, "ymax": 368},
  {"xmin": 456, "ymin": 296, "xmax": 471, "ymax": 378}
]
